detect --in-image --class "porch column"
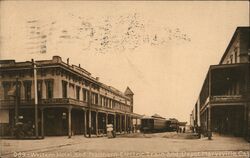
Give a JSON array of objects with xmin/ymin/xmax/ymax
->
[
  {"xmin": 41, "ymin": 108, "xmax": 44, "ymax": 139},
  {"xmin": 208, "ymin": 68, "xmax": 212, "ymax": 140},
  {"xmin": 96, "ymin": 111, "xmax": 98, "ymax": 136},
  {"xmin": 113, "ymin": 114, "xmax": 116, "ymax": 132},
  {"xmin": 119, "ymin": 114, "xmax": 122, "ymax": 133},
  {"xmin": 208, "ymin": 105, "xmax": 212, "ymax": 140},
  {"xmin": 88, "ymin": 110, "xmax": 91, "ymax": 138},
  {"xmin": 83, "ymin": 109, "xmax": 87, "ymax": 137},
  {"xmin": 106, "ymin": 113, "xmax": 108, "ymax": 128},
  {"xmin": 125, "ymin": 114, "xmax": 127, "ymax": 133},
  {"xmin": 244, "ymin": 104, "xmax": 248, "ymax": 137},
  {"xmin": 130, "ymin": 116, "xmax": 133, "ymax": 133},
  {"xmin": 135, "ymin": 118, "xmax": 138, "ymax": 133},
  {"xmin": 68, "ymin": 107, "xmax": 72, "ymax": 138}
]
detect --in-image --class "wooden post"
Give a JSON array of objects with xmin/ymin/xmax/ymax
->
[
  {"xmin": 244, "ymin": 104, "xmax": 247, "ymax": 138},
  {"xmin": 83, "ymin": 109, "xmax": 87, "ymax": 137},
  {"xmin": 88, "ymin": 110, "xmax": 92, "ymax": 137},
  {"xmin": 68, "ymin": 107, "xmax": 72, "ymax": 138},
  {"xmin": 208, "ymin": 69, "xmax": 212, "ymax": 140},
  {"xmin": 106, "ymin": 113, "xmax": 108, "ymax": 126},
  {"xmin": 32, "ymin": 59, "xmax": 39, "ymax": 139},
  {"xmin": 120, "ymin": 114, "xmax": 122, "ymax": 133},
  {"xmin": 41, "ymin": 108, "xmax": 44, "ymax": 139},
  {"xmin": 88, "ymin": 84, "xmax": 92, "ymax": 138},
  {"xmin": 124, "ymin": 114, "xmax": 127, "ymax": 133},
  {"xmin": 96, "ymin": 111, "xmax": 98, "ymax": 136},
  {"xmin": 135, "ymin": 118, "xmax": 138, "ymax": 133},
  {"xmin": 208, "ymin": 106, "xmax": 212, "ymax": 140},
  {"xmin": 14, "ymin": 78, "xmax": 19, "ymax": 125},
  {"xmin": 113, "ymin": 114, "xmax": 116, "ymax": 132},
  {"xmin": 131, "ymin": 116, "xmax": 133, "ymax": 133}
]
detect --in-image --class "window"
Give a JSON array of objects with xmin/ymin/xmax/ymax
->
[
  {"xmin": 62, "ymin": 81, "xmax": 68, "ymax": 98},
  {"xmin": 37, "ymin": 80, "xmax": 43, "ymax": 100},
  {"xmin": 2, "ymin": 81, "xmax": 11, "ymax": 99},
  {"xmin": 91, "ymin": 93, "xmax": 98, "ymax": 105},
  {"xmin": 234, "ymin": 48, "xmax": 238, "ymax": 63},
  {"xmin": 230, "ymin": 55, "xmax": 233, "ymax": 64},
  {"xmin": 83, "ymin": 89, "xmax": 89, "ymax": 102},
  {"xmin": 24, "ymin": 81, "xmax": 32, "ymax": 100},
  {"xmin": 100, "ymin": 96, "xmax": 103, "ymax": 106},
  {"xmin": 104, "ymin": 97, "xmax": 107, "ymax": 107},
  {"xmin": 45, "ymin": 80, "xmax": 53, "ymax": 99},
  {"xmin": 95, "ymin": 93, "xmax": 98, "ymax": 105},
  {"xmin": 107, "ymin": 98, "xmax": 109, "ymax": 108},
  {"xmin": 76, "ymin": 86, "xmax": 80, "ymax": 100},
  {"xmin": 110, "ymin": 100, "xmax": 113, "ymax": 109}
]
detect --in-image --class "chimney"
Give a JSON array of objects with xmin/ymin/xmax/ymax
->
[
  {"xmin": 67, "ymin": 58, "xmax": 69, "ymax": 65},
  {"xmin": 96, "ymin": 77, "xmax": 99, "ymax": 81},
  {"xmin": 79, "ymin": 64, "xmax": 81, "ymax": 68}
]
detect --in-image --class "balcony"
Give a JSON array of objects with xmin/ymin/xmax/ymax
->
[
  {"xmin": 210, "ymin": 95, "xmax": 245, "ymax": 104},
  {"xmin": 0, "ymin": 98, "xmax": 132, "ymax": 113},
  {"xmin": 0, "ymin": 98, "xmax": 88, "ymax": 108}
]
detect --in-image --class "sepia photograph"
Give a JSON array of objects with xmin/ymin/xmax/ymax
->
[{"xmin": 0, "ymin": 0, "xmax": 249, "ymax": 158}]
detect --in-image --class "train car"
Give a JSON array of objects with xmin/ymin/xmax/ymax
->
[
  {"xmin": 168, "ymin": 118, "xmax": 179, "ymax": 131},
  {"xmin": 141, "ymin": 114, "xmax": 167, "ymax": 133}
]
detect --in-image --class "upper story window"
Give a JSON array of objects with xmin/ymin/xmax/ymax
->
[
  {"xmin": 101, "ymin": 96, "xmax": 103, "ymax": 106},
  {"xmin": 45, "ymin": 79, "xmax": 54, "ymax": 99},
  {"xmin": 2, "ymin": 81, "xmax": 11, "ymax": 99},
  {"xmin": 230, "ymin": 55, "xmax": 233, "ymax": 64},
  {"xmin": 37, "ymin": 80, "xmax": 43, "ymax": 100},
  {"xmin": 23, "ymin": 80, "xmax": 32, "ymax": 100},
  {"xmin": 62, "ymin": 81, "xmax": 68, "ymax": 98},
  {"xmin": 110, "ymin": 100, "xmax": 113, "ymax": 109},
  {"xmin": 91, "ymin": 93, "xmax": 98, "ymax": 105},
  {"xmin": 76, "ymin": 86, "xmax": 80, "ymax": 100},
  {"xmin": 83, "ymin": 89, "xmax": 89, "ymax": 102},
  {"xmin": 234, "ymin": 47, "xmax": 238, "ymax": 63}
]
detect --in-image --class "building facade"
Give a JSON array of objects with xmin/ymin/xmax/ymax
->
[
  {"xmin": 190, "ymin": 27, "xmax": 250, "ymax": 140},
  {"xmin": 0, "ymin": 56, "xmax": 141, "ymax": 138}
]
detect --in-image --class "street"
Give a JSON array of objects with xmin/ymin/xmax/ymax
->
[{"xmin": 1, "ymin": 132, "xmax": 249, "ymax": 158}]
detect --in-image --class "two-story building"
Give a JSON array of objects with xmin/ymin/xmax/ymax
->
[
  {"xmin": 190, "ymin": 27, "xmax": 250, "ymax": 141},
  {"xmin": 0, "ymin": 56, "xmax": 141, "ymax": 138}
]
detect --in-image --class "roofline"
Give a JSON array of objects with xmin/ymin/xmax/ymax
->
[
  {"xmin": 0, "ymin": 56, "xmax": 131, "ymax": 100},
  {"xmin": 219, "ymin": 26, "xmax": 250, "ymax": 64}
]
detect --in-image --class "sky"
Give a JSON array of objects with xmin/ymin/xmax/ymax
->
[{"xmin": 0, "ymin": 1, "xmax": 249, "ymax": 122}]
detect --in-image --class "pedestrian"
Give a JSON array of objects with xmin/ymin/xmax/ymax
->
[{"xmin": 183, "ymin": 127, "xmax": 185, "ymax": 133}]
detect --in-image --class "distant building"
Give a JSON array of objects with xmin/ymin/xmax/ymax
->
[
  {"xmin": 190, "ymin": 27, "xmax": 250, "ymax": 140},
  {"xmin": 0, "ymin": 56, "xmax": 141, "ymax": 138}
]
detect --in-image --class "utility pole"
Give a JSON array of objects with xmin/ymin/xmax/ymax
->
[
  {"xmin": 88, "ymin": 83, "xmax": 92, "ymax": 138},
  {"xmin": 14, "ymin": 77, "xmax": 19, "ymax": 125},
  {"xmin": 32, "ymin": 59, "xmax": 39, "ymax": 139}
]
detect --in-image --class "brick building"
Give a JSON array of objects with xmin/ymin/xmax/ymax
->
[
  {"xmin": 0, "ymin": 56, "xmax": 141, "ymax": 138},
  {"xmin": 190, "ymin": 27, "xmax": 250, "ymax": 140}
]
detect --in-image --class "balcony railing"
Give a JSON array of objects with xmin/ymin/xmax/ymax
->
[
  {"xmin": 210, "ymin": 95, "xmax": 245, "ymax": 104},
  {"xmin": 0, "ymin": 98, "xmax": 88, "ymax": 107},
  {"xmin": 0, "ymin": 98, "xmax": 132, "ymax": 112}
]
